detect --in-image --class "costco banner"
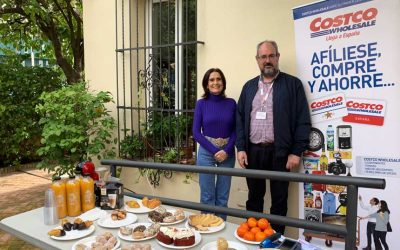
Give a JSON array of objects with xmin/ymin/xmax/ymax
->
[{"xmin": 293, "ymin": 0, "xmax": 399, "ymax": 249}]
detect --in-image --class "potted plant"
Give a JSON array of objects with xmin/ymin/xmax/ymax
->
[
  {"xmin": 119, "ymin": 131, "xmax": 145, "ymax": 160},
  {"xmin": 35, "ymin": 83, "xmax": 117, "ymax": 177}
]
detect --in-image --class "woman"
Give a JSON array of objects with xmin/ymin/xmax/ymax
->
[
  {"xmin": 192, "ymin": 68, "xmax": 236, "ymax": 220},
  {"xmin": 363, "ymin": 200, "xmax": 390, "ymax": 250}
]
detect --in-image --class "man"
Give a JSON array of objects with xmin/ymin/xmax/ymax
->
[
  {"xmin": 359, "ymin": 195, "xmax": 379, "ymax": 250},
  {"xmin": 236, "ymin": 40, "xmax": 311, "ymax": 234}
]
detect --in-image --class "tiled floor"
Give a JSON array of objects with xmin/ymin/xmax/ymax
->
[{"xmin": 0, "ymin": 169, "xmax": 52, "ymax": 250}]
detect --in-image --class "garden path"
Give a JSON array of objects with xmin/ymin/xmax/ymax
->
[{"xmin": 0, "ymin": 168, "xmax": 52, "ymax": 250}]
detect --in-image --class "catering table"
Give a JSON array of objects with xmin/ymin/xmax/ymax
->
[{"xmin": 0, "ymin": 197, "xmax": 259, "ymax": 250}]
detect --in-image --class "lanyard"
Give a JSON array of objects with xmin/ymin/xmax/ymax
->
[
  {"xmin": 258, "ymin": 71, "xmax": 279, "ymax": 104},
  {"xmin": 258, "ymin": 77, "xmax": 274, "ymax": 106}
]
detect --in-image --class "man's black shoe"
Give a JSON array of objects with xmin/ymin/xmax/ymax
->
[{"xmin": 362, "ymin": 247, "xmax": 371, "ymax": 250}]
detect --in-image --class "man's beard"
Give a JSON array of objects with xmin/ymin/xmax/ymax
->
[{"xmin": 262, "ymin": 64, "xmax": 278, "ymax": 78}]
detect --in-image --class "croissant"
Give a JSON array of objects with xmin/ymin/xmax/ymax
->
[{"xmin": 147, "ymin": 199, "xmax": 161, "ymax": 209}]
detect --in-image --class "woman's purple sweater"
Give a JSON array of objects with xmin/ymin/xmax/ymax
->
[{"xmin": 192, "ymin": 94, "xmax": 236, "ymax": 155}]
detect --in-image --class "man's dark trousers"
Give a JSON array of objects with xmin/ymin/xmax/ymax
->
[{"xmin": 246, "ymin": 143, "xmax": 289, "ymax": 234}]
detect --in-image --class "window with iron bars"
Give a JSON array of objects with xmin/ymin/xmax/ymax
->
[{"xmin": 116, "ymin": 0, "xmax": 203, "ymax": 166}]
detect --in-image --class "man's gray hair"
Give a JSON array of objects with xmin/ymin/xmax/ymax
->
[{"xmin": 256, "ymin": 40, "xmax": 279, "ymax": 56}]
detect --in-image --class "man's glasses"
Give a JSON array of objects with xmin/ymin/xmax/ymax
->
[{"xmin": 257, "ymin": 54, "xmax": 278, "ymax": 61}]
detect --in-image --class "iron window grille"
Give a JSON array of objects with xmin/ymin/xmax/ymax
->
[{"xmin": 115, "ymin": 0, "xmax": 203, "ymax": 182}]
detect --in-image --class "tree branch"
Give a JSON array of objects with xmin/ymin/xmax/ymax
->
[
  {"xmin": 0, "ymin": 6, "xmax": 26, "ymax": 16},
  {"xmin": 52, "ymin": 0, "xmax": 73, "ymax": 30}
]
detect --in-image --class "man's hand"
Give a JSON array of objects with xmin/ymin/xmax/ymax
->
[
  {"xmin": 214, "ymin": 150, "xmax": 227, "ymax": 162},
  {"xmin": 237, "ymin": 151, "xmax": 248, "ymax": 168},
  {"xmin": 286, "ymin": 154, "xmax": 301, "ymax": 170}
]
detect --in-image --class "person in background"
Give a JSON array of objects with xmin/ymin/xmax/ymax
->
[
  {"xmin": 362, "ymin": 200, "xmax": 390, "ymax": 250},
  {"xmin": 236, "ymin": 40, "xmax": 311, "ymax": 234},
  {"xmin": 359, "ymin": 195, "xmax": 380, "ymax": 250},
  {"xmin": 192, "ymin": 68, "xmax": 236, "ymax": 220}
]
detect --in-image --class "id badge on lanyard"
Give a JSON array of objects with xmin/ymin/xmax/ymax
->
[
  {"xmin": 256, "ymin": 81, "xmax": 273, "ymax": 120},
  {"xmin": 256, "ymin": 111, "xmax": 267, "ymax": 120}
]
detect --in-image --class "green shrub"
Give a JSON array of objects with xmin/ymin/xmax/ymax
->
[
  {"xmin": 0, "ymin": 56, "xmax": 65, "ymax": 167},
  {"xmin": 35, "ymin": 83, "xmax": 117, "ymax": 176},
  {"xmin": 119, "ymin": 132, "xmax": 145, "ymax": 159}
]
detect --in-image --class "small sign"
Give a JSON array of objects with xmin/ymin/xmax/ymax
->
[
  {"xmin": 309, "ymin": 93, "xmax": 348, "ymax": 123},
  {"xmin": 342, "ymin": 98, "xmax": 386, "ymax": 126}
]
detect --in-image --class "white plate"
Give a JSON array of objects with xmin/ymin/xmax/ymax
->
[
  {"xmin": 97, "ymin": 213, "xmax": 137, "ymax": 228},
  {"xmin": 156, "ymin": 230, "xmax": 201, "ymax": 249},
  {"xmin": 117, "ymin": 222, "xmax": 157, "ymax": 242},
  {"xmin": 79, "ymin": 207, "xmax": 107, "ymax": 221},
  {"xmin": 49, "ymin": 225, "xmax": 95, "ymax": 241},
  {"xmin": 184, "ymin": 220, "xmax": 225, "ymax": 234},
  {"xmin": 201, "ymin": 240, "xmax": 248, "ymax": 250},
  {"xmin": 148, "ymin": 209, "xmax": 186, "ymax": 225},
  {"xmin": 234, "ymin": 229, "xmax": 261, "ymax": 245},
  {"xmin": 124, "ymin": 199, "xmax": 158, "ymax": 213},
  {"xmin": 71, "ymin": 235, "xmax": 120, "ymax": 250}
]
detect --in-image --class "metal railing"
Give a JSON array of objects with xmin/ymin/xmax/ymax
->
[{"xmin": 101, "ymin": 159, "xmax": 385, "ymax": 250}]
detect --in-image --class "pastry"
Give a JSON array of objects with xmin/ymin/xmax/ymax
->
[
  {"xmin": 189, "ymin": 214, "xmax": 223, "ymax": 230},
  {"xmin": 111, "ymin": 209, "xmax": 127, "ymax": 220},
  {"xmin": 61, "ymin": 219, "xmax": 72, "ymax": 231},
  {"xmin": 174, "ymin": 209, "xmax": 185, "ymax": 221},
  {"xmin": 75, "ymin": 244, "xmax": 86, "ymax": 250},
  {"xmin": 47, "ymin": 228, "xmax": 66, "ymax": 237},
  {"xmin": 133, "ymin": 225, "xmax": 146, "ymax": 232},
  {"xmin": 148, "ymin": 211, "xmax": 164, "ymax": 222},
  {"xmin": 120, "ymin": 226, "xmax": 133, "ymax": 236},
  {"xmin": 163, "ymin": 215, "xmax": 176, "ymax": 223},
  {"xmin": 73, "ymin": 218, "xmax": 83, "ymax": 230},
  {"xmin": 147, "ymin": 198, "xmax": 161, "ymax": 209},
  {"xmin": 144, "ymin": 226, "xmax": 158, "ymax": 237},
  {"xmin": 217, "ymin": 237, "xmax": 229, "ymax": 250},
  {"xmin": 122, "ymin": 243, "xmax": 152, "ymax": 250},
  {"xmin": 132, "ymin": 231, "xmax": 145, "ymax": 239},
  {"xmin": 142, "ymin": 196, "xmax": 161, "ymax": 208},
  {"xmin": 154, "ymin": 206, "xmax": 167, "ymax": 214},
  {"xmin": 126, "ymin": 200, "xmax": 140, "ymax": 208},
  {"xmin": 142, "ymin": 197, "xmax": 149, "ymax": 207}
]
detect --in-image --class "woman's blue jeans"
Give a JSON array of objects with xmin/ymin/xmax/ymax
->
[{"xmin": 196, "ymin": 145, "xmax": 235, "ymax": 220}]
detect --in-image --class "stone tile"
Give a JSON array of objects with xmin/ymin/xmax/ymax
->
[{"xmin": 0, "ymin": 169, "xmax": 52, "ymax": 249}]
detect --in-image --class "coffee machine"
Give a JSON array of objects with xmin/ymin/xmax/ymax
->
[{"xmin": 337, "ymin": 125, "xmax": 352, "ymax": 149}]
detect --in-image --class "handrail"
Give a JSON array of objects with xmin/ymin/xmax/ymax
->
[{"xmin": 101, "ymin": 159, "xmax": 385, "ymax": 250}]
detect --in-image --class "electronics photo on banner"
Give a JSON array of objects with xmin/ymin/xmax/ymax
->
[{"xmin": 293, "ymin": 0, "xmax": 399, "ymax": 249}]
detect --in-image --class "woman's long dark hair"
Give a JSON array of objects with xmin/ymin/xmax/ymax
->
[
  {"xmin": 378, "ymin": 200, "xmax": 390, "ymax": 214},
  {"xmin": 201, "ymin": 68, "xmax": 226, "ymax": 98}
]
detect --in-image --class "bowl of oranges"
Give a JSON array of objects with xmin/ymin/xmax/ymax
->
[{"xmin": 234, "ymin": 217, "xmax": 275, "ymax": 244}]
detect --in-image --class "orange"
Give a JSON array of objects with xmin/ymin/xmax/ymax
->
[
  {"xmin": 237, "ymin": 226, "xmax": 248, "ymax": 237},
  {"xmin": 250, "ymin": 227, "xmax": 262, "ymax": 234},
  {"xmin": 247, "ymin": 217, "xmax": 258, "ymax": 228},
  {"xmin": 243, "ymin": 231, "xmax": 255, "ymax": 241},
  {"xmin": 239, "ymin": 222, "xmax": 250, "ymax": 231},
  {"xmin": 257, "ymin": 218, "xmax": 270, "ymax": 230},
  {"xmin": 264, "ymin": 227, "xmax": 274, "ymax": 237},
  {"xmin": 255, "ymin": 231, "xmax": 268, "ymax": 242}
]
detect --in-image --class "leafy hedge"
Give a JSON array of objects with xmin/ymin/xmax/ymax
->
[{"xmin": 0, "ymin": 56, "xmax": 65, "ymax": 167}]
